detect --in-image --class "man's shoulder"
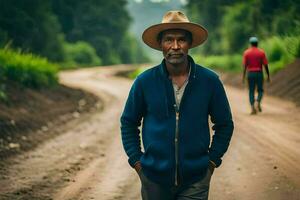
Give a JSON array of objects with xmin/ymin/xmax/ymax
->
[
  {"xmin": 195, "ymin": 63, "xmax": 219, "ymax": 80},
  {"xmin": 243, "ymin": 48, "xmax": 252, "ymax": 55},
  {"xmin": 135, "ymin": 64, "xmax": 161, "ymax": 81},
  {"xmin": 257, "ymin": 48, "xmax": 266, "ymax": 54}
]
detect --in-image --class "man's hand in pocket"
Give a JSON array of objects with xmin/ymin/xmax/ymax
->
[{"xmin": 134, "ymin": 161, "xmax": 142, "ymax": 174}]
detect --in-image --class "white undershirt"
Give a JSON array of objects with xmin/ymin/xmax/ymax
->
[{"xmin": 172, "ymin": 66, "xmax": 191, "ymax": 108}]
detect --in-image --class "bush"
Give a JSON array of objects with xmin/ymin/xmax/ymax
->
[
  {"xmin": 193, "ymin": 54, "xmax": 242, "ymax": 73},
  {"xmin": 192, "ymin": 35, "xmax": 300, "ymax": 75},
  {"xmin": 220, "ymin": 3, "xmax": 253, "ymax": 54},
  {"xmin": 63, "ymin": 41, "xmax": 102, "ymax": 68},
  {"xmin": 118, "ymin": 33, "xmax": 150, "ymax": 64},
  {"xmin": 0, "ymin": 48, "xmax": 58, "ymax": 88},
  {"xmin": 129, "ymin": 38, "xmax": 299, "ymax": 79},
  {"xmin": 260, "ymin": 36, "xmax": 299, "ymax": 73},
  {"xmin": 260, "ymin": 37, "xmax": 288, "ymax": 62},
  {"xmin": 284, "ymin": 36, "xmax": 300, "ymax": 58}
]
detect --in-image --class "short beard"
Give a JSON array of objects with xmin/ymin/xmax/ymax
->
[
  {"xmin": 166, "ymin": 57, "xmax": 185, "ymax": 65},
  {"xmin": 165, "ymin": 53, "xmax": 187, "ymax": 65}
]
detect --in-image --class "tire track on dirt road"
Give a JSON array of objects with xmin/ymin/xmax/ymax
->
[
  {"xmin": 54, "ymin": 67, "xmax": 142, "ymax": 200},
  {"xmin": 0, "ymin": 66, "xmax": 141, "ymax": 200},
  {"xmin": 0, "ymin": 66, "xmax": 299, "ymax": 200},
  {"xmin": 210, "ymin": 85, "xmax": 300, "ymax": 200}
]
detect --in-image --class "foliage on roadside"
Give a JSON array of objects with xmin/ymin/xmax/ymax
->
[
  {"xmin": 62, "ymin": 41, "xmax": 102, "ymax": 69},
  {"xmin": 194, "ymin": 54, "xmax": 241, "ymax": 73},
  {"xmin": 186, "ymin": 0, "xmax": 299, "ymax": 74},
  {"xmin": 192, "ymin": 35, "xmax": 300, "ymax": 74},
  {"xmin": 0, "ymin": 0, "xmax": 149, "ymax": 66},
  {"xmin": 186, "ymin": 0, "xmax": 300, "ymax": 56},
  {"xmin": 0, "ymin": 48, "xmax": 58, "ymax": 90},
  {"xmin": 260, "ymin": 36, "xmax": 300, "ymax": 73},
  {"xmin": 128, "ymin": 33, "xmax": 299, "ymax": 79}
]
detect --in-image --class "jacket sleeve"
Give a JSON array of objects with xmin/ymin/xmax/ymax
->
[
  {"xmin": 208, "ymin": 77, "xmax": 234, "ymax": 167},
  {"xmin": 120, "ymin": 77, "xmax": 146, "ymax": 168}
]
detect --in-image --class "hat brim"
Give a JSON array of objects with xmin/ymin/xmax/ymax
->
[{"xmin": 142, "ymin": 22, "xmax": 208, "ymax": 51}]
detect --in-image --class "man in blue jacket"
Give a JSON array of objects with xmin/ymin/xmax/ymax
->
[{"xmin": 120, "ymin": 10, "xmax": 234, "ymax": 200}]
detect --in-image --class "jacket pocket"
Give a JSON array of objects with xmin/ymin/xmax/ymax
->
[{"xmin": 141, "ymin": 142, "xmax": 172, "ymax": 174}]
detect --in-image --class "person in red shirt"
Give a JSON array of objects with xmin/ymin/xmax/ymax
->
[{"xmin": 242, "ymin": 37, "xmax": 270, "ymax": 114}]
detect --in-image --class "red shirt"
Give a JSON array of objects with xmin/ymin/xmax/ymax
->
[{"xmin": 243, "ymin": 47, "xmax": 268, "ymax": 72}]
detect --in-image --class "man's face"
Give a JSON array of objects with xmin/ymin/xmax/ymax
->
[{"xmin": 160, "ymin": 29, "xmax": 191, "ymax": 65}]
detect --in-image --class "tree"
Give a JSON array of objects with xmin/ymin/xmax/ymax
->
[
  {"xmin": 52, "ymin": 0, "xmax": 133, "ymax": 64},
  {"xmin": 186, "ymin": 0, "xmax": 300, "ymax": 55},
  {"xmin": 0, "ymin": 0, "xmax": 65, "ymax": 61}
]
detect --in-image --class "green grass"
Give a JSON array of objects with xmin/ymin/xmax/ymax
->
[
  {"xmin": 193, "ymin": 54, "xmax": 242, "ymax": 73},
  {"xmin": 192, "ymin": 35, "xmax": 300, "ymax": 75},
  {"xmin": 0, "ymin": 48, "xmax": 58, "ymax": 89},
  {"xmin": 260, "ymin": 36, "xmax": 299, "ymax": 74},
  {"xmin": 62, "ymin": 41, "xmax": 102, "ymax": 69},
  {"xmin": 193, "ymin": 53, "xmax": 294, "ymax": 75}
]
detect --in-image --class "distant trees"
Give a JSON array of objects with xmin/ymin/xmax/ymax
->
[
  {"xmin": 186, "ymin": 0, "xmax": 300, "ymax": 55},
  {"xmin": 52, "ymin": 0, "xmax": 132, "ymax": 64},
  {"xmin": 0, "ymin": 0, "xmax": 65, "ymax": 61},
  {"xmin": 0, "ymin": 0, "xmax": 148, "ymax": 66}
]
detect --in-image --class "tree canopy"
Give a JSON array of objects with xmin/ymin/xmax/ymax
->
[
  {"xmin": 186, "ymin": 0, "xmax": 300, "ymax": 55},
  {"xmin": 0, "ymin": 0, "xmax": 148, "ymax": 65}
]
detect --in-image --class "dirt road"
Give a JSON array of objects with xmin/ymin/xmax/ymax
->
[{"xmin": 0, "ymin": 66, "xmax": 299, "ymax": 200}]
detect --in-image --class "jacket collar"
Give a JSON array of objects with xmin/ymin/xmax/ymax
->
[{"xmin": 159, "ymin": 55, "xmax": 196, "ymax": 81}]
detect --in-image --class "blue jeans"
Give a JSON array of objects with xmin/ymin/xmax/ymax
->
[
  {"xmin": 247, "ymin": 71, "xmax": 264, "ymax": 105},
  {"xmin": 138, "ymin": 168, "xmax": 212, "ymax": 200}
]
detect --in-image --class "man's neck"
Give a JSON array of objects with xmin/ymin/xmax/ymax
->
[{"xmin": 165, "ymin": 60, "xmax": 189, "ymax": 77}]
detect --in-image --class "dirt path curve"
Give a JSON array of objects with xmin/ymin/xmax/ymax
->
[{"xmin": 0, "ymin": 66, "xmax": 299, "ymax": 200}]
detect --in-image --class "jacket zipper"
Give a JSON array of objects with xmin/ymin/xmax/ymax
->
[
  {"xmin": 174, "ymin": 104, "xmax": 179, "ymax": 186},
  {"xmin": 165, "ymin": 61, "xmax": 195, "ymax": 186},
  {"xmin": 173, "ymin": 78, "xmax": 193, "ymax": 186}
]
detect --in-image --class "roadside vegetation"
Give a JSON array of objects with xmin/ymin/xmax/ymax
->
[
  {"xmin": 0, "ymin": 0, "xmax": 149, "ymax": 100},
  {"xmin": 128, "ymin": 35, "xmax": 300, "ymax": 79},
  {"xmin": 1, "ymin": 0, "xmax": 299, "ymax": 95},
  {"xmin": 129, "ymin": 0, "xmax": 299, "ymax": 78},
  {"xmin": 0, "ymin": 0, "xmax": 149, "ymax": 67},
  {"xmin": 193, "ymin": 35, "xmax": 300, "ymax": 74},
  {"xmin": 0, "ymin": 49, "xmax": 58, "ymax": 101},
  {"xmin": 187, "ymin": 0, "xmax": 300, "ymax": 74}
]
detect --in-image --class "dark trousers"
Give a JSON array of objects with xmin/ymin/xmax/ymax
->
[
  {"xmin": 138, "ymin": 168, "xmax": 212, "ymax": 200},
  {"xmin": 247, "ymin": 71, "xmax": 264, "ymax": 105}
]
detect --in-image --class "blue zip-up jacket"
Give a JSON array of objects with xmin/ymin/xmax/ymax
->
[{"xmin": 120, "ymin": 56, "xmax": 234, "ymax": 186}]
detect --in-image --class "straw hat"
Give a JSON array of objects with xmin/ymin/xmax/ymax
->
[{"xmin": 142, "ymin": 10, "xmax": 208, "ymax": 51}]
